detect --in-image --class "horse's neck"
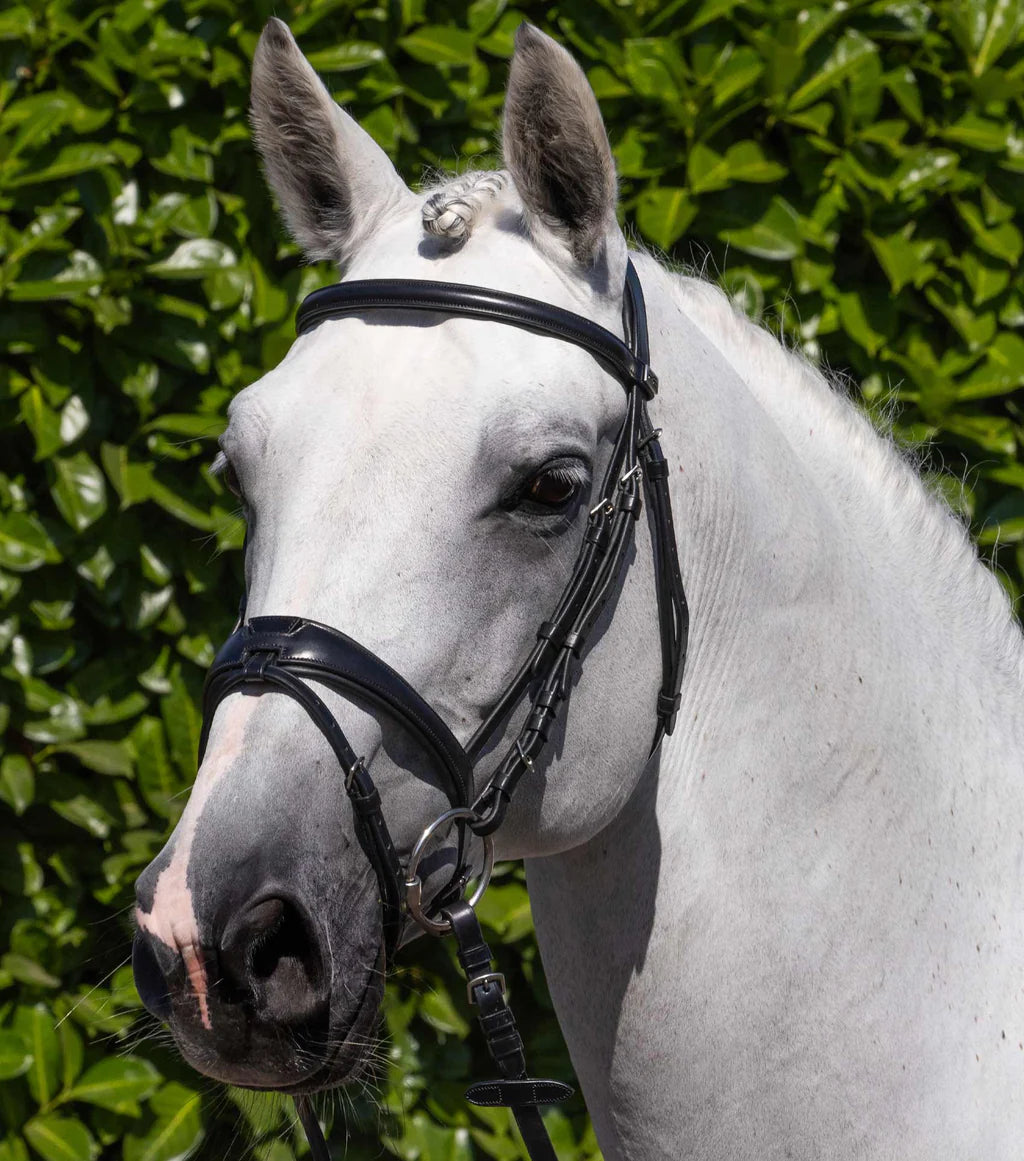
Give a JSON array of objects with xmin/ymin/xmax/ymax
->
[{"xmin": 526, "ymin": 259, "xmax": 1024, "ymax": 1160}]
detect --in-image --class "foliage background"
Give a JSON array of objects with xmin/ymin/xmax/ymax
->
[{"xmin": 1, "ymin": 0, "xmax": 1022, "ymax": 1158}]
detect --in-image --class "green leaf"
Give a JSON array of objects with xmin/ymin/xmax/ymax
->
[
  {"xmin": 947, "ymin": 0, "xmax": 1023, "ymax": 76},
  {"xmin": 49, "ymin": 794, "xmax": 115, "ymax": 838},
  {"xmin": 148, "ymin": 240, "xmax": 237, "ymax": 280},
  {"xmin": 385, "ymin": 1112, "xmax": 473, "ymax": 1161},
  {"xmin": 711, "ymin": 46, "xmax": 763, "ymax": 108},
  {"xmin": 979, "ymin": 492, "xmax": 1024, "ymax": 545},
  {"xmin": 399, "ymin": 27, "xmax": 477, "ymax": 65},
  {"xmin": 100, "ymin": 443, "xmax": 153, "ymax": 508},
  {"xmin": 160, "ymin": 667, "xmax": 201, "ymax": 778},
  {"xmin": 306, "ymin": 43, "xmax": 385, "ymax": 71},
  {"xmin": 123, "ymin": 1086, "xmax": 203, "ymax": 1161},
  {"xmin": 958, "ymin": 333, "xmax": 1024, "ymax": 399},
  {"xmin": 13, "ymin": 1005, "xmax": 59, "ymax": 1105},
  {"xmin": 944, "ymin": 413, "xmax": 1017, "ymax": 456},
  {"xmin": 942, "ymin": 112, "xmax": 1010, "ymax": 152},
  {"xmin": 24, "ymin": 1116, "xmax": 98, "ymax": 1161},
  {"xmin": 1, "ymin": 954, "xmax": 60, "ymax": 989},
  {"xmin": 0, "ymin": 513, "xmax": 61, "ymax": 572},
  {"xmin": 50, "ymin": 452, "xmax": 107, "ymax": 532},
  {"xmin": 0, "ymin": 1139, "xmax": 30, "ymax": 1161},
  {"xmin": 787, "ymin": 29, "xmax": 878, "ymax": 112},
  {"xmin": 636, "ymin": 188, "xmax": 696, "ymax": 251},
  {"xmin": 884, "ymin": 66, "xmax": 922, "ymax": 122},
  {"xmin": 467, "ymin": 0, "xmax": 506, "ymax": 34},
  {"xmin": 962, "ymin": 250, "xmax": 1011, "ymax": 306},
  {"xmin": 687, "ymin": 143, "xmax": 729, "ymax": 194},
  {"xmin": 4, "ymin": 143, "xmax": 121, "ymax": 187},
  {"xmin": 866, "ymin": 227, "xmax": 937, "ymax": 293},
  {"xmin": 132, "ymin": 717, "xmax": 180, "ymax": 820},
  {"xmin": 722, "ymin": 140, "xmax": 787, "ymax": 183},
  {"xmin": 716, "ymin": 197, "xmax": 803, "ymax": 260},
  {"xmin": 622, "ymin": 38, "xmax": 687, "ymax": 101},
  {"xmin": 7, "ymin": 251, "xmax": 104, "ymax": 302},
  {"xmin": 0, "ymin": 1032, "xmax": 32, "ymax": 1080},
  {"xmin": 954, "ymin": 200, "xmax": 1024, "ymax": 265},
  {"xmin": 150, "ymin": 126, "xmax": 212, "ymax": 183},
  {"xmin": 0, "ymin": 755, "xmax": 34, "ymax": 815},
  {"xmin": 19, "ymin": 388, "xmax": 63, "ymax": 460},
  {"xmin": 61, "ymin": 1057, "xmax": 160, "ymax": 1116},
  {"xmin": 838, "ymin": 289, "xmax": 891, "ymax": 356},
  {"xmin": 683, "ymin": 0, "xmax": 743, "ymax": 33},
  {"xmin": 420, "ymin": 986, "xmax": 470, "ymax": 1037},
  {"xmin": 48, "ymin": 741, "xmax": 135, "ymax": 778}
]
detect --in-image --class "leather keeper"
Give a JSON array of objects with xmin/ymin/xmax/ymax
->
[
  {"xmin": 619, "ymin": 492, "xmax": 643, "ymax": 518},
  {"xmin": 465, "ymin": 1079, "xmax": 575, "ymax": 1108},
  {"xmin": 534, "ymin": 687, "xmax": 561, "ymax": 710},
  {"xmin": 535, "ymin": 620, "xmax": 559, "ymax": 643},
  {"xmin": 657, "ymin": 691, "xmax": 682, "ymax": 717},
  {"xmin": 348, "ymin": 784, "xmax": 382, "ymax": 814},
  {"xmin": 525, "ymin": 708, "xmax": 553, "ymax": 741},
  {"xmin": 584, "ymin": 521, "xmax": 610, "ymax": 550},
  {"xmin": 645, "ymin": 457, "xmax": 670, "ymax": 480}
]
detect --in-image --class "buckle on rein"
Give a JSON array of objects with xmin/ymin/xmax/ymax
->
[{"xmin": 403, "ymin": 806, "xmax": 495, "ymax": 936}]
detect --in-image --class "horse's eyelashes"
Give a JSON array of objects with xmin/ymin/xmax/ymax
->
[
  {"xmin": 502, "ymin": 460, "xmax": 588, "ymax": 518},
  {"xmin": 219, "ymin": 457, "xmax": 245, "ymax": 502},
  {"xmin": 526, "ymin": 466, "xmax": 582, "ymax": 507}
]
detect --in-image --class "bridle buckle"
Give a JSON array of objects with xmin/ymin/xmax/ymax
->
[{"xmin": 466, "ymin": 971, "xmax": 506, "ymax": 1005}]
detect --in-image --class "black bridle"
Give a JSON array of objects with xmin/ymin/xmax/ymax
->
[{"xmin": 200, "ymin": 259, "xmax": 687, "ymax": 1160}]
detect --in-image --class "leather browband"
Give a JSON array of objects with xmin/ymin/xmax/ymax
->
[{"xmin": 295, "ymin": 277, "xmax": 659, "ymax": 400}]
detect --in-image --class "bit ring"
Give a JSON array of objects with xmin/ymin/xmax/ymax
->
[{"xmin": 404, "ymin": 807, "xmax": 495, "ymax": 935}]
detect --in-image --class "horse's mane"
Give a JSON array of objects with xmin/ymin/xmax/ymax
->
[{"xmin": 650, "ymin": 257, "xmax": 1024, "ymax": 680}]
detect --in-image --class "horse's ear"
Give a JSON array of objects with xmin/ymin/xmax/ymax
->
[
  {"xmin": 250, "ymin": 19, "xmax": 412, "ymax": 265},
  {"xmin": 502, "ymin": 24, "xmax": 620, "ymax": 269}
]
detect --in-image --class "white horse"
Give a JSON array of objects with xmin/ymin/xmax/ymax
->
[{"xmin": 133, "ymin": 19, "xmax": 1024, "ymax": 1160}]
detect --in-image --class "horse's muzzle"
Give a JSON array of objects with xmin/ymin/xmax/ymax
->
[{"xmin": 131, "ymin": 889, "xmax": 365, "ymax": 1089}]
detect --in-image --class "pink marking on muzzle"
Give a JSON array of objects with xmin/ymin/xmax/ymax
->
[{"xmin": 136, "ymin": 696, "xmax": 258, "ymax": 1030}]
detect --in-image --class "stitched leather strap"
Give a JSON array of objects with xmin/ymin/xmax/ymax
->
[
  {"xmin": 466, "ymin": 1079, "xmax": 574, "ymax": 1107},
  {"xmin": 443, "ymin": 901, "xmax": 570, "ymax": 1161},
  {"xmin": 296, "ymin": 277, "xmax": 658, "ymax": 400},
  {"xmin": 294, "ymin": 1096, "xmax": 330, "ymax": 1161},
  {"xmin": 203, "ymin": 616, "xmax": 472, "ymax": 807}
]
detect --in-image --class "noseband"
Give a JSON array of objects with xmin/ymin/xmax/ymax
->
[{"xmin": 200, "ymin": 259, "xmax": 687, "ymax": 1160}]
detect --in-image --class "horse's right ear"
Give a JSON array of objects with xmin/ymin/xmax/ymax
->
[{"xmin": 250, "ymin": 19, "xmax": 412, "ymax": 265}]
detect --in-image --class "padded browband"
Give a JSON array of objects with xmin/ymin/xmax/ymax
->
[
  {"xmin": 295, "ymin": 278, "xmax": 659, "ymax": 400},
  {"xmin": 203, "ymin": 616, "xmax": 473, "ymax": 808}
]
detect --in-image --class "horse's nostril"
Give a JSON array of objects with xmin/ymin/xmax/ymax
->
[
  {"xmin": 218, "ymin": 896, "xmax": 325, "ymax": 1026},
  {"xmin": 132, "ymin": 932, "xmax": 172, "ymax": 1021}
]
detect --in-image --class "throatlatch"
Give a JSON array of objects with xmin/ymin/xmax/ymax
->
[{"xmin": 201, "ymin": 259, "xmax": 688, "ymax": 1161}]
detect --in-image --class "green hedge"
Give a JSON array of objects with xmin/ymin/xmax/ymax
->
[{"xmin": 0, "ymin": 1, "xmax": 1021, "ymax": 1159}]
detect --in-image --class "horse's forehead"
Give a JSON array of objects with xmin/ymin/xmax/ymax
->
[
  {"xmin": 233, "ymin": 301, "xmax": 616, "ymax": 453},
  {"xmin": 227, "ymin": 214, "xmax": 624, "ymax": 477}
]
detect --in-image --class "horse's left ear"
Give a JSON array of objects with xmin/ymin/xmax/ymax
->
[{"xmin": 503, "ymin": 24, "xmax": 622, "ymax": 272}]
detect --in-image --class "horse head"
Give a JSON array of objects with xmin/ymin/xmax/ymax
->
[{"xmin": 132, "ymin": 19, "xmax": 663, "ymax": 1092}]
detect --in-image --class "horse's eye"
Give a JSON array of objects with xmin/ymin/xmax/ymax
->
[
  {"xmin": 524, "ymin": 466, "xmax": 582, "ymax": 509},
  {"xmin": 219, "ymin": 456, "xmax": 244, "ymax": 502}
]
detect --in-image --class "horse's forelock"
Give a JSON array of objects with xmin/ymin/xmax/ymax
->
[{"xmin": 420, "ymin": 169, "xmax": 511, "ymax": 245}]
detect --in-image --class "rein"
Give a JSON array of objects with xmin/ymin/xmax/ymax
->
[{"xmin": 200, "ymin": 259, "xmax": 688, "ymax": 1160}]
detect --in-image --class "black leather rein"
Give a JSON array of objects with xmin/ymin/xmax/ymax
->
[{"xmin": 200, "ymin": 259, "xmax": 688, "ymax": 1161}]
